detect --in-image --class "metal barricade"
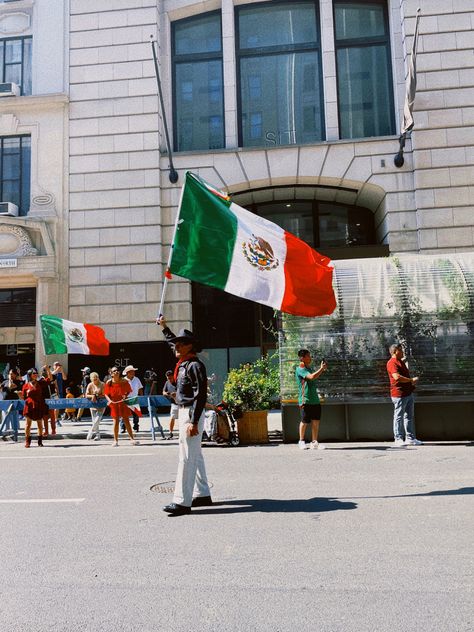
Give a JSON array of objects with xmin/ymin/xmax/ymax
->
[{"xmin": 0, "ymin": 395, "xmax": 171, "ymax": 441}]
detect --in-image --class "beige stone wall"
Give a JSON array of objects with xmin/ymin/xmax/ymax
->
[
  {"xmin": 68, "ymin": 0, "xmax": 474, "ymax": 336},
  {"xmin": 69, "ymin": 0, "xmax": 164, "ymax": 343},
  {"xmin": 401, "ymin": 0, "xmax": 474, "ymax": 253}
]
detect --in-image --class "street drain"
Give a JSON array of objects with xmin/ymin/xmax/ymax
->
[{"xmin": 150, "ymin": 482, "xmax": 175, "ymax": 493}]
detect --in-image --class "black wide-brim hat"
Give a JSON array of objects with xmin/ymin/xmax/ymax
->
[{"xmin": 168, "ymin": 328, "xmax": 201, "ymax": 352}]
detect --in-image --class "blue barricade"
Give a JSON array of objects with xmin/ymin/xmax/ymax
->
[{"xmin": 0, "ymin": 396, "xmax": 171, "ymax": 441}]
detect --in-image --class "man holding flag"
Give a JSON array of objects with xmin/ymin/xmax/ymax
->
[{"xmin": 158, "ymin": 316, "xmax": 212, "ymax": 517}]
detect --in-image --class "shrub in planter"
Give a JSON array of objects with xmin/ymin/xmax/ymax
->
[
  {"xmin": 222, "ymin": 355, "xmax": 279, "ymax": 445},
  {"xmin": 222, "ymin": 355, "xmax": 280, "ymax": 413}
]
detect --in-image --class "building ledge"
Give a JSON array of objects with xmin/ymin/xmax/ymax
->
[{"xmin": 0, "ymin": 93, "xmax": 68, "ymax": 112}]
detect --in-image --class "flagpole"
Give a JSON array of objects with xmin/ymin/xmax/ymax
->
[
  {"xmin": 150, "ymin": 36, "xmax": 178, "ymax": 184},
  {"xmin": 157, "ymin": 174, "xmax": 187, "ymax": 319},
  {"xmin": 38, "ymin": 313, "xmax": 47, "ymax": 357},
  {"xmin": 394, "ymin": 8, "xmax": 421, "ymax": 168}
]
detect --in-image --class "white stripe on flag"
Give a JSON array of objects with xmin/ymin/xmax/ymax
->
[
  {"xmin": 62, "ymin": 319, "xmax": 89, "ymax": 354},
  {"xmin": 224, "ymin": 202, "xmax": 286, "ymax": 309}
]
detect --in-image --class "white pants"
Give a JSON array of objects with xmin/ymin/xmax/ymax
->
[
  {"xmin": 173, "ymin": 407, "xmax": 210, "ymax": 507},
  {"xmin": 87, "ymin": 408, "xmax": 104, "ymax": 439}
]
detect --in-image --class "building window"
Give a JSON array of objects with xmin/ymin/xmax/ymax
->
[
  {"xmin": 0, "ymin": 135, "xmax": 30, "ymax": 215},
  {"xmin": 0, "ymin": 36, "xmax": 32, "ymax": 95},
  {"xmin": 236, "ymin": 1, "xmax": 324, "ymax": 148},
  {"xmin": 334, "ymin": 1, "xmax": 395, "ymax": 139},
  {"xmin": 255, "ymin": 199, "xmax": 375, "ymax": 249},
  {"xmin": 172, "ymin": 13, "xmax": 224, "ymax": 152},
  {"xmin": 0, "ymin": 287, "xmax": 36, "ymax": 327}
]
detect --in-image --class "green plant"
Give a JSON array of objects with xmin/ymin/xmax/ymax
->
[{"xmin": 223, "ymin": 354, "xmax": 280, "ymax": 412}]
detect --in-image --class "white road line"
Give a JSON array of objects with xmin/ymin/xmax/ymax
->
[
  {"xmin": 0, "ymin": 498, "xmax": 85, "ymax": 504},
  {"xmin": 0, "ymin": 452, "xmax": 158, "ymax": 460}
]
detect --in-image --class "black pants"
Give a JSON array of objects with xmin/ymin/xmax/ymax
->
[{"xmin": 121, "ymin": 412, "xmax": 139, "ymax": 432}]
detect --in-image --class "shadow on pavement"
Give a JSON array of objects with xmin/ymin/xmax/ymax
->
[
  {"xmin": 194, "ymin": 496, "xmax": 357, "ymax": 515},
  {"xmin": 344, "ymin": 486, "xmax": 474, "ymax": 500}
]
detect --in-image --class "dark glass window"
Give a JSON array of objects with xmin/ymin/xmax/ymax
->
[
  {"xmin": 256, "ymin": 199, "xmax": 375, "ymax": 248},
  {"xmin": 334, "ymin": 1, "xmax": 395, "ymax": 139},
  {"xmin": 0, "ymin": 36, "xmax": 32, "ymax": 95},
  {"xmin": 0, "ymin": 287, "xmax": 36, "ymax": 327},
  {"xmin": 173, "ymin": 13, "xmax": 224, "ymax": 151},
  {"xmin": 236, "ymin": 2, "xmax": 324, "ymax": 148},
  {"xmin": 0, "ymin": 135, "xmax": 31, "ymax": 215}
]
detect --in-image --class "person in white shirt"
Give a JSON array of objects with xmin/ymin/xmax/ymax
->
[{"xmin": 122, "ymin": 365, "xmax": 143, "ymax": 433}]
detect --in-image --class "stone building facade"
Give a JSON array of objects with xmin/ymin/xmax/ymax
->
[
  {"xmin": 0, "ymin": 0, "xmax": 473, "ymax": 377},
  {"xmin": 0, "ymin": 0, "xmax": 68, "ymax": 372}
]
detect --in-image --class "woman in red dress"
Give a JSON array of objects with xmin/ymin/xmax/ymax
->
[
  {"xmin": 22, "ymin": 368, "xmax": 48, "ymax": 448},
  {"xmin": 104, "ymin": 367, "xmax": 139, "ymax": 446}
]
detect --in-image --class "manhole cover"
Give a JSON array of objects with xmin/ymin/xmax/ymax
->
[
  {"xmin": 150, "ymin": 481, "xmax": 214, "ymax": 493},
  {"xmin": 150, "ymin": 481, "xmax": 175, "ymax": 493}
]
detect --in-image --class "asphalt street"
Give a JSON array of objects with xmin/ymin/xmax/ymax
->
[{"xmin": 0, "ymin": 416, "xmax": 473, "ymax": 632}]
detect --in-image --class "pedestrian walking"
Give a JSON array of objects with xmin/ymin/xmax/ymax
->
[
  {"xmin": 76, "ymin": 367, "xmax": 91, "ymax": 421},
  {"xmin": 85, "ymin": 372, "xmax": 105, "ymax": 441},
  {"xmin": 22, "ymin": 368, "xmax": 48, "ymax": 447},
  {"xmin": 296, "ymin": 349, "xmax": 327, "ymax": 450},
  {"xmin": 158, "ymin": 316, "xmax": 212, "ymax": 516},
  {"xmin": 51, "ymin": 361, "xmax": 67, "ymax": 420},
  {"xmin": 104, "ymin": 368, "xmax": 138, "ymax": 446},
  {"xmin": 40, "ymin": 365, "xmax": 57, "ymax": 437},
  {"xmin": 386, "ymin": 343, "xmax": 423, "ymax": 446},
  {"xmin": 122, "ymin": 365, "xmax": 143, "ymax": 433},
  {"xmin": 162, "ymin": 369, "xmax": 178, "ymax": 439},
  {"xmin": 1, "ymin": 369, "xmax": 23, "ymax": 436}
]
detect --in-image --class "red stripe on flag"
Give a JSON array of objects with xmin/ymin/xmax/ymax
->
[
  {"xmin": 281, "ymin": 232, "xmax": 336, "ymax": 317},
  {"xmin": 84, "ymin": 323, "xmax": 110, "ymax": 356}
]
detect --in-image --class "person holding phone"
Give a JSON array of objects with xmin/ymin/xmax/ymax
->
[{"xmin": 296, "ymin": 349, "xmax": 327, "ymax": 450}]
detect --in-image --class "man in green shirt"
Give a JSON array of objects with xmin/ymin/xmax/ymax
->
[{"xmin": 295, "ymin": 348, "xmax": 327, "ymax": 450}]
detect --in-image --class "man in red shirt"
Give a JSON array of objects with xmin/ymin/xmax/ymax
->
[{"xmin": 386, "ymin": 343, "xmax": 423, "ymax": 446}]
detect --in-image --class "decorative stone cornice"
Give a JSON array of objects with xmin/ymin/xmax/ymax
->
[{"xmin": 0, "ymin": 224, "xmax": 37, "ymax": 257}]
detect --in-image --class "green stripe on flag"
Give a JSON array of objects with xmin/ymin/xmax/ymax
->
[
  {"xmin": 40, "ymin": 315, "xmax": 67, "ymax": 355},
  {"xmin": 169, "ymin": 172, "xmax": 237, "ymax": 289}
]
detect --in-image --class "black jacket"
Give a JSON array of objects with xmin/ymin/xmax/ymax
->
[{"xmin": 162, "ymin": 327, "xmax": 207, "ymax": 424}]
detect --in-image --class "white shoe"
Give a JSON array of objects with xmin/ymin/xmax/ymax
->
[
  {"xmin": 298, "ymin": 441, "xmax": 307, "ymax": 450},
  {"xmin": 112, "ymin": 440, "xmax": 119, "ymax": 447},
  {"xmin": 130, "ymin": 439, "xmax": 139, "ymax": 445},
  {"xmin": 310, "ymin": 441, "xmax": 325, "ymax": 450},
  {"xmin": 94, "ymin": 435, "xmax": 101, "ymax": 441},
  {"xmin": 86, "ymin": 434, "xmax": 93, "ymax": 441},
  {"xmin": 405, "ymin": 438, "xmax": 423, "ymax": 446},
  {"xmin": 394, "ymin": 438, "xmax": 405, "ymax": 446}
]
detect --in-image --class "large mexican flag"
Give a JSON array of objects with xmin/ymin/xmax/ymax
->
[
  {"xmin": 40, "ymin": 315, "xmax": 110, "ymax": 356},
  {"xmin": 168, "ymin": 172, "xmax": 336, "ymax": 317}
]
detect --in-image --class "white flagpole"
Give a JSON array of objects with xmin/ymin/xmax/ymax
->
[{"xmin": 157, "ymin": 174, "xmax": 186, "ymax": 319}]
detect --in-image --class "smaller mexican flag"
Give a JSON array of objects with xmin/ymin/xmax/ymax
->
[
  {"xmin": 123, "ymin": 396, "xmax": 143, "ymax": 417},
  {"xmin": 40, "ymin": 315, "xmax": 109, "ymax": 356}
]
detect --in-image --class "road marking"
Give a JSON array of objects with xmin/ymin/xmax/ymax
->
[
  {"xmin": 0, "ymin": 498, "xmax": 85, "ymax": 504},
  {"xmin": 0, "ymin": 452, "xmax": 158, "ymax": 460}
]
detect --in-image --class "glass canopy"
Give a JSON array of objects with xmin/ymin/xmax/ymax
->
[{"xmin": 279, "ymin": 253, "xmax": 474, "ymax": 401}]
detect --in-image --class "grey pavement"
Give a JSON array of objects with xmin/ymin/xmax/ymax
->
[{"xmin": 0, "ymin": 412, "xmax": 473, "ymax": 632}]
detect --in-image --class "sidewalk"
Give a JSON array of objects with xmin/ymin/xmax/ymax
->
[{"xmin": 3, "ymin": 409, "xmax": 284, "ymax": 443}]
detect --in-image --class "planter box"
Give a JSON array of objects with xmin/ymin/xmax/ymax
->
[{"xmin": 237, "ymin": 410, "xmax": 269, "ymax": 445}]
